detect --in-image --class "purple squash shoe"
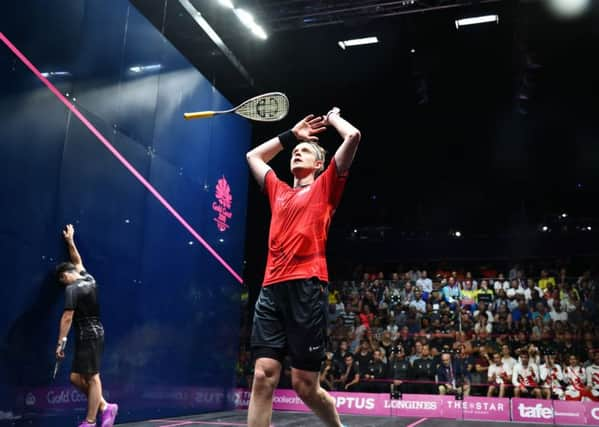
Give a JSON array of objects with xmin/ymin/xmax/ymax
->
[{"xmin": 100, "ymin": 403, "xmax": 119, "ymax": 427}]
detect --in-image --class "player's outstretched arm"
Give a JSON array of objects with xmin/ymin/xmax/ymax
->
[
  {"xmin": 62, "ymin": 224, "xmax": 84, "ymax": 271},
  {"xmin": 324, "ymin": 107, "xmax": 361, "ymax": 175}
]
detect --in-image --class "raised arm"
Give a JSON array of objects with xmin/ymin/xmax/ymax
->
[
  {"xmin": 324, "ymin": 107, "xmax": 361, "ymax": 176},
  {"xmin": 246, "ymin": 114, "xmax": 326, "ymax": 188},
  {"xmin": 62, "ymin": 224, "xmax": 84, "ymax": 271}
]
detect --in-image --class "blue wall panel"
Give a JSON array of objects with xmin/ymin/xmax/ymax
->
[{"xmin": 0, "ymin": 1, "xmax": 249, "ymax": 425}]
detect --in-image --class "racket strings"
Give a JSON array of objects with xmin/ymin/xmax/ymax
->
[{"xmin": 237, "ymin": 94, "xmax": 288, "ymax": 121}]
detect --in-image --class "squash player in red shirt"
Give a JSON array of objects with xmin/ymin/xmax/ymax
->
[{"xmin": 246, "ymin": 107, "xmax": 361, "ymax": 427}]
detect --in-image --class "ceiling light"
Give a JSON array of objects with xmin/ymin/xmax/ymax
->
[
  {"xmin": 235, "ymin": 8, "xmax": 254, "ymax": 27},
  {"xmin": 455, "ymin": 15, "xmax": 499, "ymax": 29},
  {"xmin": 548, "ymin": 0, "xmax": 590, "ymax": 18},
  {"xmin": 251, "ymin": 24, "xmax": 268, "ymax": 40},
  {"xmin": 234, "ymin": 8, "xmax": 268, "ymax": 39},
  {"xmin": 218, "ymin": 0, "xmax": 234, "ymax": 9},
  {"xmin": 541, "ymin": 225, "xmax": 549, "ymax": 232},
  {"xmin": 338, "ymin": 37, "xmax": 379, "ymax": 50}
]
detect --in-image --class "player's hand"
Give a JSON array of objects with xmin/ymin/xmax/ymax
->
[
  {"xmin": 292, "ymin": 114, "xmax": 326, "ymax": 142},
  {"xmin": 56, "ymin": 345, "xmax": 65, "ymax": 360},
  {"xmin": 62, "ymin": 224, "xmax": 75, "ymax": 242},
  {"xmin": 323, "ymin": 107, "xmax": 340, "ymax": 126}
]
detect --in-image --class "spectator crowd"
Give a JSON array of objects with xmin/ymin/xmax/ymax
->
[{"xmin": 238, "ymin": 265, "xmax": 599, "ymax": 401}]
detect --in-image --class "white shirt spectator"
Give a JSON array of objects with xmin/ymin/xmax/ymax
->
[
  {"xmin": 409, "ymin": 298, "xmax": 426, "ymax": 314},
  {"xmin": 494, "ymin": 279, "xmax": 510, "ymax": 292},
  {"xmin": 416, "ymin": 277, "xmax": 433, "ymax": 293},
  {"xmin": 473, "ymin": 309, "xmax": 494, "ymax": 323},
  {"xmin": 502, "ymin": 356, "xmax": 517, "ymax": 376},
  {"xmin": 512, "ymin": 362, "xmax": 540, "ymax": 387},
  {"xmin": 489, "ymin": 362, "xmax": 510, "ymax": 384},
  {"xmin": 549, "ymin": 309, "xmax": 568, "ymax": 322}
]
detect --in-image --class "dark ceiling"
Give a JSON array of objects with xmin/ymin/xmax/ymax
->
[{"xmin": 132, "ymin": 0, "xmax": 599, "ymax": 272}]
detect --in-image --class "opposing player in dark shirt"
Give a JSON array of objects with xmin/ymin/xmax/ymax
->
[{"xmin": 55, "ymin": 225, "xmax": 118, "ymax": 427}]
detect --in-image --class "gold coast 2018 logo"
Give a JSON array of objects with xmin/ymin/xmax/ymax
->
[{"xmin": 213, "ymin": 176, "xmax": 232, "ymax": 231}]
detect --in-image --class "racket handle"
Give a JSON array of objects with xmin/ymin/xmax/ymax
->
[{"xmin": 184, "ymin": 111, "xmax": 215, "ymax": 120}]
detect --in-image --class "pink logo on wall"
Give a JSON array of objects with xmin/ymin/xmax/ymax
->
[
  {"xmin": 511, "ymin": 398, "xmax": 554, "ymax": 424},
  {"xmin": 587, "ymin": 401, "xmax": 599, "ymax": 426},
  {"xmin": 212, "ymin": 176, "xmax": 233, "ymax": 231},
  {"xmin": 447, "ymin": 396, "xmax": 510, "ymax": 421}
]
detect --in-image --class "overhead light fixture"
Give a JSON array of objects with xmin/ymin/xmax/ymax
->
[
  {"xmin": 218, "ymin": 0, "xmax": 234, "ymax": 9},
  {"xmin": 129, "ymin": 64, "xmax": 162, "ymax": 74},
  {"xmin": 179, "ymin": 0, "xmax": 254, "ymax": 85},
  {"xmin": 338, "ymin": 36, "xmax": 379, "ymax": 50},
  {"xmin": 455, "ymin": 15, "xmax": 499, "ymax": 29},
  {"xmin": 234, "ymin": 8, "xmax": 268, "ymax": 40}
]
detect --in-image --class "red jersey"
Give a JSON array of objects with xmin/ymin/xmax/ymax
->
[{"xmin": 262, "ymin": 158, "xmax": 346, "ymax": 286}]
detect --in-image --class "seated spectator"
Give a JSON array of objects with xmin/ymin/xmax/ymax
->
[
  {"xmin": 512, "ymin": 352, "xmax": 542, "ymax": 398},
  {"xmin": 501, "ymin": 344, "xmax": 517, "ymax": 378},
  {"xmin": 488, "ymin": 352, "xmax": 510, "ymax": 397},
  {"xmin": 564, "ymin": 354, "xmax": 592, "ymax": 401},
  {"xmin": 331, "ymin": 317, "xmax": 350, "ymax": 343},
  {"xmin": 363, "ymin": 349, "xmax": 388, "ymax": 393},
  {"xmin": 538, "ymin": 269, "xmax": 556, "ymax": 291},
  {"xmin": 494, "ymin": 273, "xmax": 510, "ymax": 293},
  {"xmin": 540, "ymin": 352, "xmax": 565, "ymax": 400},
  {"xmin": 409, "ymin": 340, "xmax": 424, "ymax": 365},
  {"xmin": 358, "ymin": 304, "xmax": 374, "ymax": 328},
  {"xmin": 471, "ymin": 345, "xmax": 491, "ymax": 395},
  {"xmin": 476, "ymin": 279, "xmax": 494, "ymax": 305},
  {"xmin": 586, "ymin": 351, "xmax": 599, "ymax": 401},
  {"xmin": 549, "ymin": 301, "xmax": 568, "ymax": 323},
  {"xmin": 320, "ymin": 355, "xmax": 335, "ymax": 391},
  {"xmin": 531, "ymin": 302, "xmax": 551, "ymax": 324},
  {"xmin": 388, "ymin": 345, "xmax": 411, "ymax": 395},
  {"xmin": 400, "ymin": 281, "xmax": 415, "ymax": 306},
  {"xmin": 461, "ymin": 280, "xmax": 477, "ymax": 307},
  {"xmin": 442, "ymin": 277, "xmax": 462, "ymax": 308},
  {"xmin": 529, "ymin": 288, "xmax": 545, "ymax": 310},
  {"xmin": 412, "ymin": 344, "xmax": 437, "ymax": 394},
  {"xmin": 379, "ymin": 330, "xmax": 395, "ymax": 359},
  {"xmin": 332, "ymin": 340, "xmax": 351, "ymax": 374},
  {"xmin": 474, "ymin": 315, "xmax": 493, "ymax": 335},
  {"xmin": 354, "ymin": 339, "xmax": 373, "ymax": 379},
  {"xmin": 511, "ymin": 297, "xmax": 531, "ymax": 323},
  {"xmin": 437, "ymin": 352, "xmax": 470, "ymax": 396},
  {"xmin": 335, "ymin": 354, "xmax": 360, "ymax": 391},
  {"xmin": 474, "ymin": 301, "xmax": 494, "ymax": 323},
  {"xmin": 492, "ymin": 288, "xmax": 509, "ymax": 312},
  {"xmin": 416, "ymin": 270, "xmax": 433, "ymax": 299},
  {"xmin": 409, "ymin": 289, "xmax": 426, "ymax": 314}
]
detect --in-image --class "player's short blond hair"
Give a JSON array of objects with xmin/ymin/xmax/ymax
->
[{"xmin": 306, "ymin": 142, "xmax": 327, "ymax": 174}]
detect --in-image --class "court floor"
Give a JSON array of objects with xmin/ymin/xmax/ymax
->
[{"xmin": 116, "ymin": 409, "xmax": 547, "ymax": 427}]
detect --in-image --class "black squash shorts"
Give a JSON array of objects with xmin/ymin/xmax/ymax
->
[
  {"xmin": 250, "ymin": 278, "xmax": 328, "ymax": 372},
  {"xmin": 72, "ymin": 337, "xmax": 104, "ymax": 375}
]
